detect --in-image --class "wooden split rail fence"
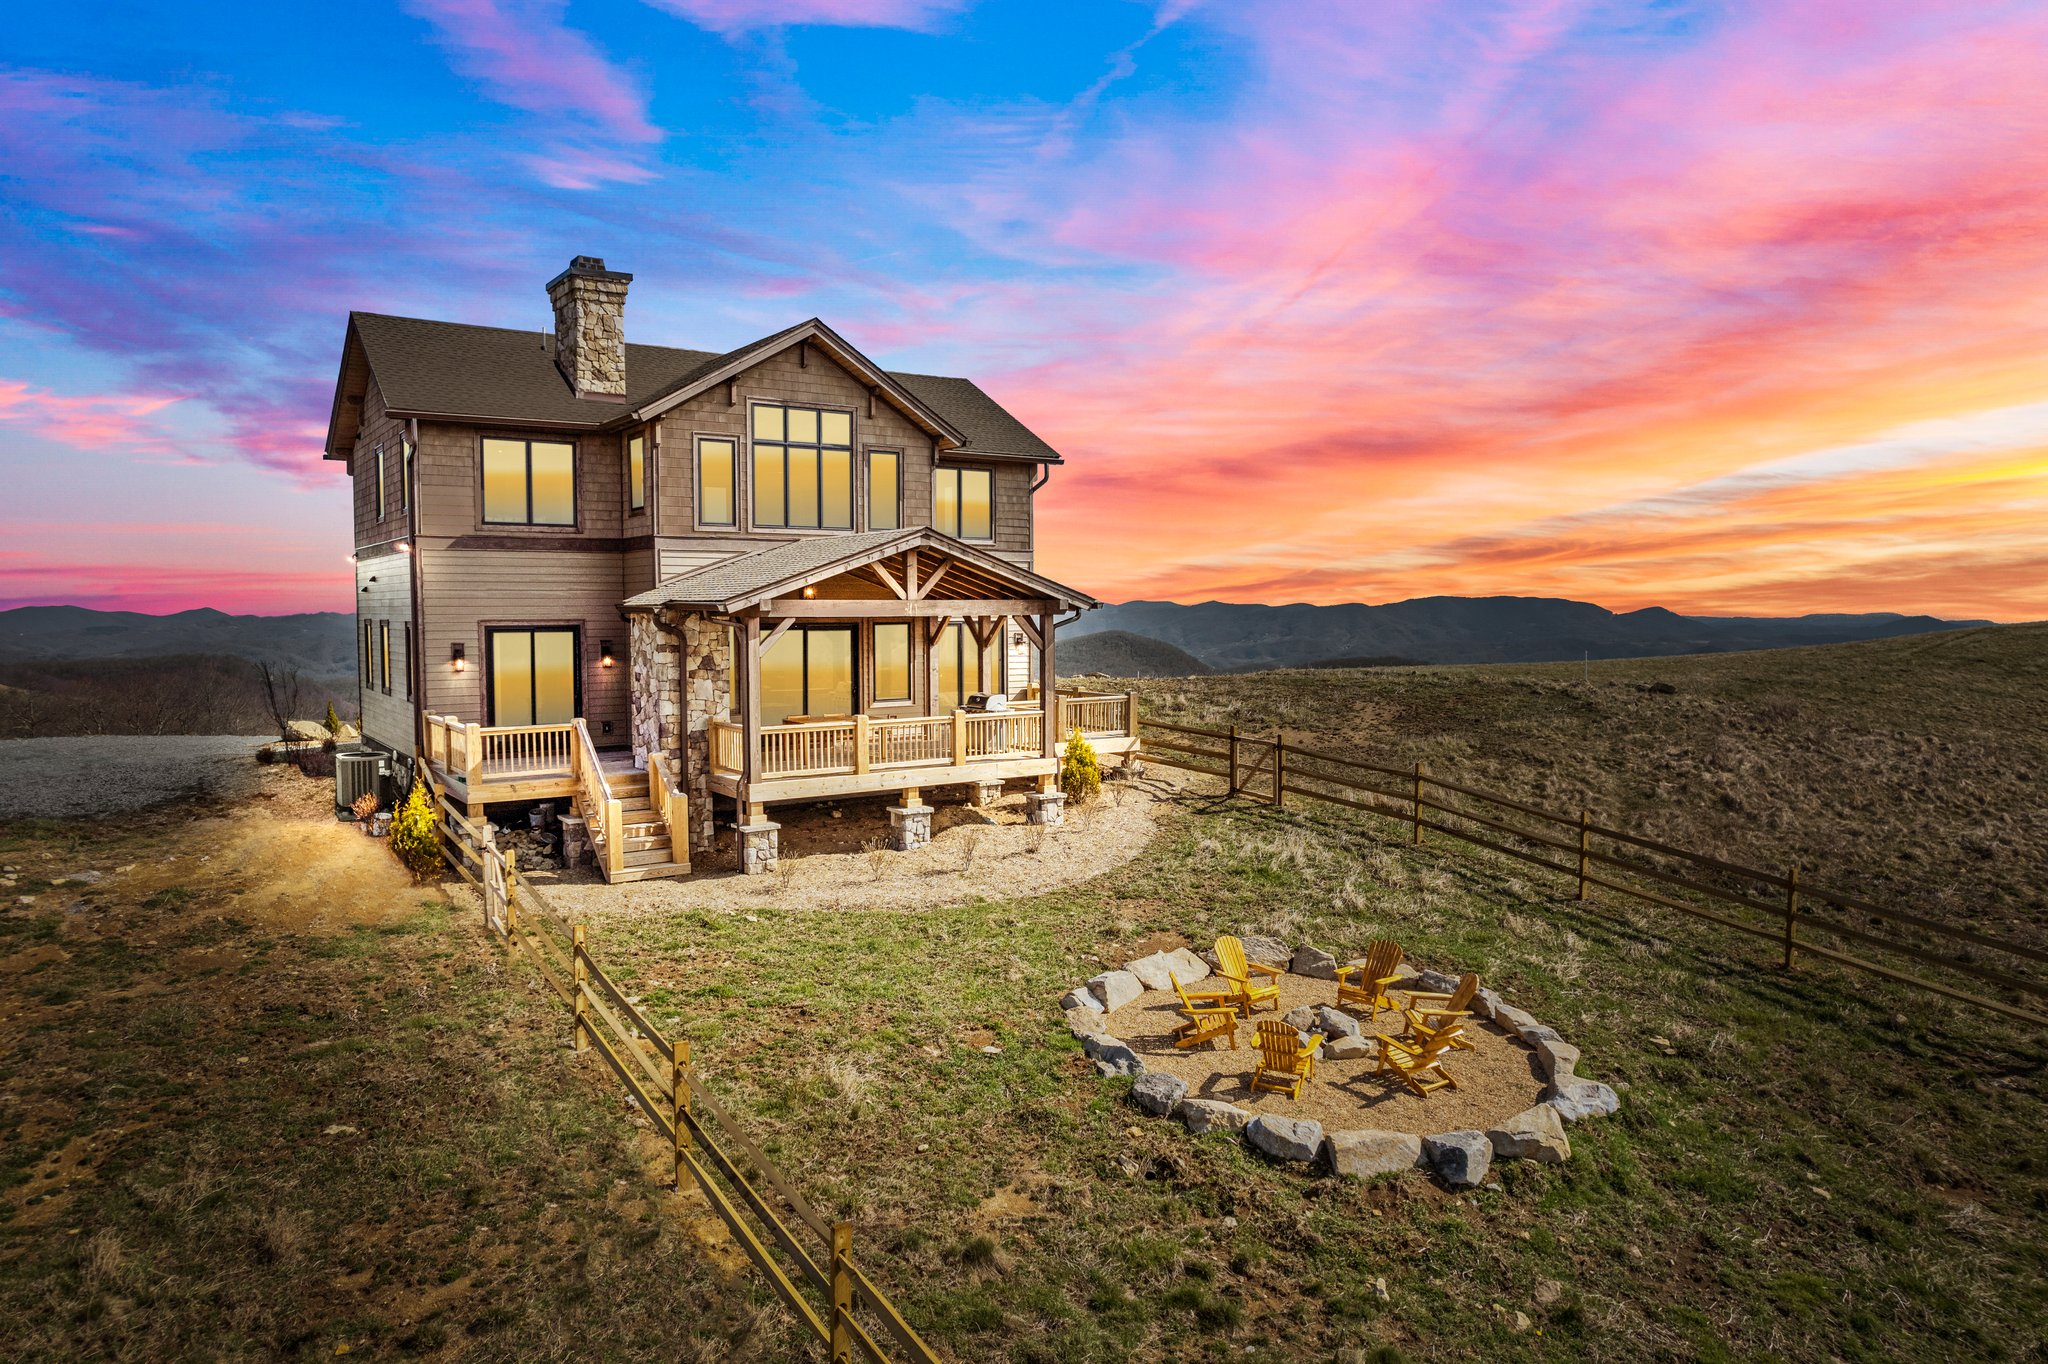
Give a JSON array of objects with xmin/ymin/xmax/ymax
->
[
  {"xmin": 428, "ymin": 784, "xmax": 946, "ymax": 1364},
  {"xmin": 1138, "ymin": 719, "xmax": 2048, "ymax": 1029}
]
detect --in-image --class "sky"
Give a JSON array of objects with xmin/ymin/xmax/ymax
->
[{"xmin": 2, "ymin": 0, "xmax": 2045, "ymax": 621}]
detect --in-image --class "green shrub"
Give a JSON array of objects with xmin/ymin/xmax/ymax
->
[
  {"xmin": 323, "ymin": 701, "xmax": 342, "ymax": 735},
  {"xmin": 388, "ymin": 778, "xmax": 441, "ymax": 882},
  {"xmin": 1060, "ymin": 726, "xmax": 1101, "ymax": 804}
]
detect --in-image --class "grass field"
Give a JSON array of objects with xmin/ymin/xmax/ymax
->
[{"xmin": 3, "ymin": 626, "xmax": 2046, "ymax": 1361}]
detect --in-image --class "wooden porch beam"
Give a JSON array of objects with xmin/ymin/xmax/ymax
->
[
  {"xmin": 1039, "ymin": 610, "xmax": 1057, "ymax": 757},
  {"xmin": 912, "ymin": 560, "xmax": 954, "ymax": 600},
  {"xmin": 869, "ymin": 558, "xmax": 907, "ymax": 599},
  {"xmin": 1015, "ymin": 615, "xmax": 1044, "ymax": 651},
  {"xmin": 761, "ymin": 617, "xmax": 796, "ymax": 653},
  {"xmin": 760, "ymin": 597, "xmax": 1055, "ymax": 618},
  {"xmin": 925, "ymin": 615, "xmax": 951, "ymax": 648},
  {"xmin": 739, "ymin": 615, "xmax": 762, "ymax": 787},
  {"xmin": 967, "ymin": 616, "xmax": 998, "ymax": 649},
  {"xmin": 905, "ymin": 549, "xmax": 919, "ymax": 598}
]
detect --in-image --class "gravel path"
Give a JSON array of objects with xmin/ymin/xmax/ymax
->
[{"xmin": 0, "ymin": 735, "xmax": 273, "ymax": 818}]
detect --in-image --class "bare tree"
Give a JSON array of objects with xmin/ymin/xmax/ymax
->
[{"xmin": 257, "ymin": 660, "xmax": 304, "ymax": 743}]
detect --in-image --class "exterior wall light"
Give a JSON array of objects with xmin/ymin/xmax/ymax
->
[
  {"xmin": 451, "ymin": 642, "xmax": 466, "ymax": 672},
  {"xmin": 802, "ymin": 585, "xmax": 817, "ymax": 598},
  {"xmin": 600, "ymin": 639, "xmax": 616, "ymax": 668}
]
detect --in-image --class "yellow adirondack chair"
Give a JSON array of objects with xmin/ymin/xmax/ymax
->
[
  {"xmin": 1249, "ymin": 1019, "xmax": 1321, "ymax": 1100},
  {"xmin": 1333, "ymin": 939, "xmax": 1406, "ymax": 1020},
  {"xmin": 1399, "ymin": 972, "xmax": 1480, "ymax": 1051},
  {"xmin": 1375, "ymin": 1019, "xmax": 1463, "ymax": 1096},
  {"xmin": 1170, "ymin": 972, "xmax": 1240, "ymax": 1050},
  {"xmin": 1215, "ymin": 935, "xmax": 1285, "ymax": 1016}
]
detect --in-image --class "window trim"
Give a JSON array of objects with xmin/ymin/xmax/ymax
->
[
  {"xmin": 379, "ymin": 620, "xmax": 392, "ymax": 695},
  {"xmin": 693, "ymin": 433, "xmax": 740, "ymax": 531},
  {"xmin": 865, "ymin": 448, "xmax": 902, "ymax": 533},
  {"xmin": 747, "ymin": 399, "xmax": 856, "ymax": 535},
  {"xmin": 933, "ymin": 619, "xmax": 1002, "ymax": 710},
  {"xmin": 626, "ymin": 430, "xmax": 647, "ymax": 514},
  {"xmin": 402, "ymin": 622, "xmax": 413, "ymax": 701},
  {"xmin": 870, "ymin": 621, "xmax": 912, "ymax": 705},
  {"xmin": 933, "ymin": 465, "xmax": 996, "ymax": 543},
  {"xmin": 373, "ymin": 444, "xmax": 386, "ymax": 522},
  {"xmin": 761, "ymin": 625, "xmax": 859, "ymax": 721},
  {"xmin": 482, "ymin": 625, "xmax": 585, "ymax": 727},
  {"xmin": 361, "ymin": 619, "xmax": 374, "ymax": 689},
  {"xmin": 479, "ymin": 434, "xmax": 580, "ymax": 529}
]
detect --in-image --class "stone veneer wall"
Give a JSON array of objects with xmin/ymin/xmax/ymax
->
[
  {"xmin": 628, "ymin": 613, "xmax": 681, "ymax": 772},
  {"xmin": 680, "ymin": 614, "xmax": 734, "ymax": 855}
]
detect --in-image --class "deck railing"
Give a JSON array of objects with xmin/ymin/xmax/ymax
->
[
  {"xmin": 1058, "ymin": 692, "xmax": 1136, "ymax": 739},
  {"xmin": 704, "ymin": 695, "xmax": 1133, "ymax": 783},
  {"xmin": 479, "ymin": 722, "xmax": 577, "ymax": 780},
  {"xmin": 869, "ymin": 715, "xmax": 952, "ymax": 769}
]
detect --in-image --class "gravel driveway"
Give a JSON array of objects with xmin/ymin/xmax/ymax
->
[{"xmin": 0, "ymin": 735, "xmax": 274, "ymax": 818}]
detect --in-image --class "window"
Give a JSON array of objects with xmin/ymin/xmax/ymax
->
[
  {"xmin": 627, "ymin": 432, "xmax": 646, "ymax": 513},
  {"xmin": 868, "ymin": 450, "xmax": 900, "ymax": 531},
  {"xmin": 374, "ymin": 444, "xmax": 386, "ymax": 521},
  {"xmin": 752, "ymin": 404, "xmax": 853, "ymax": 530},
  {"xmin": 379, "ymin": 621, "xmax": 391, "ymax": 693},
  {"xmin": 482, "ymin": 437, "xmax": 576, "ymax": 526},
  {"xmin": 488, "ymin": 628, "xmax": 579, "ymax": 726},
  {"xmin": 400, "ymin": 435, "xmax": 413, "ymax": 514},
  {"xmin": 760, "ymin": 627, "xmax": 856, "ymax": 725},
  {"xmin": 933, "ymin": 466, "xmax": 993, "ymax": 541},
  {"xmin": 872, "ymin": 622, "xmax": 911, "ymax": 703},
  {"xmin": 362, "ymin": 620, "xmax": 374, "ymax": 687},
  {"xmin": 934, "ymin": 622, "xmax": 1002, "ymax": 710},
  {"xmin": 402, "ymin": 623, "xmax": 413, "ymax": 700},
  {"xmin": 697, "ymin": 436, "xmax": 736, "ymax": 527}
]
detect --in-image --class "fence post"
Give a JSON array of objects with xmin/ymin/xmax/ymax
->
[
  {"xmin": 503, "ymin": 850, "xmax": 519, "ymax": 939},
  {"xmin": 853, "ymin": 714, "xmax": 871, "ymax": 774},
  {"xmin": 672, "ymin": 1038, "xmax": 691, "ymax": 1191},
  {"xmin": 1782, "ymin": 866, "xmax": 1800, "ymax": 970},
  {"xmin": 1576, "ymin": 809, "xmax": 1590, "ymax": 902},
  {"xmin": 1272, "ymin": 732, "xmax": 1286, "ymax": 807},
  {"xmin": 572, "ymin": 923, "xmax": 590, "ymax": 1053},
  {"xmin": 1412, "ymin": 762, "xmax": 1426, "ymax": 845},
  {"xmin": 1227, "ymin": 725, "xmax": 1240, "ymax": 796},
  {"xmin": 831, "ymin": 1221, "xmax": 855, "ymax": 1364}
]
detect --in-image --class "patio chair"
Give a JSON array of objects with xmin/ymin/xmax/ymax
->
[
  {"xmin": 1215, "ymin": 935, "xmax": 1285, "ymax": 1016},
  {"xmin": 1399, "ymin": 971, "xmax": 1480, "ymax": 1051},
  {"xmin": 1249, "ymin": 1019, "xmax": 1322, "ymax": 1100},
  {"xmin": 1375, "ymin": 1020, "xmax": 1463, "ymax": 1097},
  {"xmin": 1170, "ymin": 973, "xmax": 1240, "ymax": 1050},
  {"xmin": 1333, "ymin": 939, "xmax": 1406, "ymax": 1020}
]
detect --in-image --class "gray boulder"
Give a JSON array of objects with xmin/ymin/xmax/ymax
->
[
  {"xmin": 1487, "ymin": 1104, "xmax": 1571, "ymax": 1163},
  {"xmin": 1180, "ymin": 1099, "xmax": 1252, "ymax": 1136},
  {"xmin": 1245, "ymin": 1115, "xmax": 1324, "ymax": 1163},
  {"xmin": 1423, "ymin": 1130, "xmax": 1493, "ymax": 1189},
  {"xmin": 1132, "ymin": 1072, "xmax": 1189, "ymax": 1116},
  {"xmin": 1491, "ymin": 1002, "xmax": 1540, "ymax": 1037},
  {"xmin": 1534, "ymin": 1037, "xmax": 1581, "ymax": 1079},
  {"xmin": 1164, "ymin": 948, "xmax": 1211, "ymax": 984},
  {"xmin": 1082, "ymin": 1033, "xmax": 1145, "ymax": 1076},
  {"xmin": 1313, "ymin": 1006, "xmax": 1362, "ymax": 1040},
  {"xmin": 1060, "ymin": 986, "xmax": 1104, "ymax": 1014},
  {"xmin": 1087, "ymin": 970, "xmax": 1144, "ymax": 1013},
  {"xmin": 1547, "ymin": 1079, "xmax": 1620, "ymax": 1122},
  {"xmin": 1065, "ymin": 1007, "xmax": 1109, "ymax": 1038},
  {"xmin": 1123, "ymin": 951, "xmax": 1178, "ymax": 992},
  {"xmin": 1324, "ymin": 1129, "xmax": 1423, "ymax": 1179},
  {"xmin": 1282, "ymin": 1005, "xmax": 1319, "ymax": 1032},
  {"xmin": 1474, "ymin": 986, "xmax": 1505, "ymax": 1021},
  {"xmin": 1323, "ymin": 1035, "xmax": 1373, "ymax": 1061},
  {"xmin": 1290, "ymin": 944, "xmax": 1339, "ymax": 979},
  {"xmin": 1410, "ymin": 968, "xmax": 1461, "ymax": 995},
  {"xmin": 1239, "ymin": 935, "xmax": 1290, "ymax": 970},
  {"xmin": 1521, "ymin": 1023, "xmax": 1564, "ymax": 1046}
]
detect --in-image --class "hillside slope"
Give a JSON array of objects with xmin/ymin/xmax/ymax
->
[
  {"xmin": 0, "ymin": 605, "xmax": 355, "ymax": 676},
  {"xmin": 1059, "ymin": 630, "xmax": 1211, "ymax": 677},
  {"xmin": 1119, "ymin": 623, "xmax": 2048, "ymax": 940}
]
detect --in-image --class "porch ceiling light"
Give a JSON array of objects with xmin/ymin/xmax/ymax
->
[
  {"xmin": 802, "ymin": 585, "xmax": 817, "ymax": 598},
  {"xmin": 451, "ymin": 642, "xmax": 467, "ymax": 672}
]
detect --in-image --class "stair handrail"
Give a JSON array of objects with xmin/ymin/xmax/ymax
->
[
  {"xmin": 570, "ymin": 719, "xmax": 623, "ymax": 879},
  {"xmin": 649, "ymin": 750, "xmax": 689, "ymax": 871}
]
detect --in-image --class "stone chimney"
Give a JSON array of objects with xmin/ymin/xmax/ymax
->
[{"xmin": 546, "ymin": 256, "xmax": 632, "ymax": 400}]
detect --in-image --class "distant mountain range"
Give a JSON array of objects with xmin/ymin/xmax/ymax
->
[
  {"xmin": 0, "ymin": 606, "xmax": 357, "ymax": 678},
  {"xmin": 1060, "ymin": 630, "xmax": 1214, "ymax": 678},
  {"xmin": 1059, "ymin": 597, "xmax": 1994, "ymax": 672}
]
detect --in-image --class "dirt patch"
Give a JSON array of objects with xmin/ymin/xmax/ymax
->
[{"xmin": 1106, "ymin": 973, "xmax": 1550, "ymax": 1135}]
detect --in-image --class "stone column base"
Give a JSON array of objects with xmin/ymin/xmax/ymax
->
[
  {"xmin": 1026, "ymin": 791, "xmax": 1067, "ymax": 826},
  {"xmin": 737, "ymin": 821, "xmax": 781, "ymax": 876},
  {"xmin": 888, "ymin": 804, "xmax": 934, "ymax": 851},
  {"xmin": 968, "ymin": 780, "xmax": 1004, "ymax": 807}
]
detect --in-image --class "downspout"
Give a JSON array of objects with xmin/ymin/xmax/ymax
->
[{"xmin": 407, "ymin": 417, "xmax": 427, "ymax": 771}]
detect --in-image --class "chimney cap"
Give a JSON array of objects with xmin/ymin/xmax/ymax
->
[{"xmin": 546, "ymin": 255, "xmax": 633, "ymax": 290}]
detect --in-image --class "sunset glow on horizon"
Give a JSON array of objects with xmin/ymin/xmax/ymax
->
[{"xmin": 3, "ymin": 2, "xmax": 2045, "ymax": 620}]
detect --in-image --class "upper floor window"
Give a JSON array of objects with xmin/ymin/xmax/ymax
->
[
  {"xmin": 627, "ymin": 432, "xmax": 646, "ymax": 513},
  {"xmin": 934, "ymin": 466, "xmax": 993, "ymax": 541},
  {"xmin": 868, "ymin": 450, "xmax": 900, "ymax": 531},
  {"xmin": 483, "ymin": 437, "xmax": 576, "ymax": 526},
  {"xmin": 753, "ymin": 403, "xmax": 852, "ymax": 530},
  {"xmin": 373, "ymin": 444, "xmax": 386, "ymax": 521},
  {"xmin": 697, "ymin": 436, "xmax": 736, "ymax": 527}
]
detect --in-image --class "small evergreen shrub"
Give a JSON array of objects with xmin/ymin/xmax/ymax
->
[
  {"xmin": 324, "ymin": 701, "xmax": 342, "ymax": 735},
  {"xmin": 1060, "ymin": 727, "xmax": 1101, "ymax": 804},
  {"xmin": 388, "ymin": 778, "xmax": 441, "ymax": 881}
]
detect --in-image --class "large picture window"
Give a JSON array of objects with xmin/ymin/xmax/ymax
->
[
  {"xmin": 933, "ymin": 466, "xmax": 993, "ymax": 541},
  {"xmin": 488, "ymin": 628, "xmax": 579, "ymax": 727},
  {"xmin": 934, "ymin": 622, "xmax": 1002, "ymax": 710},
  {"xmin": 627, "ymin": 432, "xmax": 646, "ymax": 512},
  {"xmin": 753, "ymin": 404, "xmax": 853, "ymax": 530},
  {"xmin": 379, "ymin": 621, "xmax": 391, "ymax": 693},
  {"xmin": 868, "ymin": 450, "xmax": 900, "ymax": 531},
  {"xmin": 872, "ymin": 622, "xmax": 911, "ymax": 703},
  {"xmin": 697, "ymin": 436, "xmax": 736, "ymax": 527},
  {"xmin": 482, "ymin": 437, "xmax": 576, "ymax": 526},
  {"xmin": 760, "ymin": 627, "xmax": 856, "ymax": 724}
]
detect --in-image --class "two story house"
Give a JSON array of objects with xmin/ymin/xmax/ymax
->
[{"xmin": 323, "ymin": 257, "xmax": 1132, "ymax": 882}]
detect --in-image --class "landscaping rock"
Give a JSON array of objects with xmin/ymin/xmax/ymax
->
[
  {"xmin": 1521, "ymin": 1023, "xmax": 1564, "ymax": 1046},
  {"xmin": 1082, "ymin": 1033, "xmax": 1145, "ymax": 1076},
  {"xmin": 1323, "ymin": 1129, "xmax": 1423, "ymax": 1179},
  {"xmin": 1474, "ymin": 986, "xmax": 1505, "ymax": 1021},
  {"xmin": 1087, "ymin": 970, "xmax": 1144, "ymax": 1013},
  {"xmin": 1290, "ymin": 944, "xmax": 1339, "ymax": 979},
  {"xmin": 1164, "ymin": 948, "xmax": 1211, "ymax": 984},
  {"xmin": 1323, "ymin": 1035, "xmax": 1374, "ymax": 1061},
  {"xmin": 1410, "ymin": 968, "xmax": 1461, "ymax": 995},
  {"xmin": 1282, "ymin": 1005, "xmax": 1319, "ymax": 1032},
  {"xmin": 1488, "ymin": 1104, "xmax": 1571, "ymax": 1164},
  {"xmin": 1534, "ymin": 1037, "xmax": 1581, "ymax": 1078},
  {"xmin": 1240, "ymin": 935, "xmax": 1291, "ymax": 970},
  {"xmin": 1423, "ymin": 1130, "xmax": 1493, "ymax": 1188},
  {"xmin": 1492, "ymin": 1002, "xmax": 1540, "ymax": 1036},
  {"xmin": 1065, "ymin": 1007, "xmax": 1109, "ymax": 1038},
  {"xmin": 1060, "ymin": 986, "xmax": 1103, "ymax": 1014},
  {"xmin": 1123, "ymin": 951, "xmax": 1178, "ymax": 992},
  {"xmin": 1179, "ymin": 1099, "xmax": 1252, "ymax": 1136},
  {"xmin": 1245, "ymin": 1115, "xmax": 1324, "ymax": 1163},
  {"xmin": 1132, "ymin": 1073, "xmax": 1189, "ymax": 1117},
  {"xmin": 1547, "ymin": 1079, "xmax": 1620, "ymax": 1122},
  {"xmin": 1313, "ymin": 1006, "xmax": 1362, "ymax": 1040}
]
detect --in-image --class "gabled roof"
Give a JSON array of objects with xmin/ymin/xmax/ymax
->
[
  {"xmin": 326, "ymin": 312, "xmax": 1063, "ymax": 464},
  {"xmin": 620, "ymin": 527, "xmax": 1096, "ymax": 614}
]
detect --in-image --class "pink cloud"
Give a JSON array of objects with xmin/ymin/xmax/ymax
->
[
  {"xmin": 0, "ymin": 379, "xmax": 184, "ymax": 448},
  {"xmin": 646, "ymin": 0, "xmax": 965, "ymax": 34}
]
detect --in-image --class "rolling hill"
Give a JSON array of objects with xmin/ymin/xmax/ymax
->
[
  {"xmin": 1058, "ymin": 630, "xmax": 1211, "ymax": 677},
  {"xmin": 0, "ymin": 605, "xmax": 357, "ymax": 677}
]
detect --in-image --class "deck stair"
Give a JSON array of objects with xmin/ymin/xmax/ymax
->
[{"xmin": 588, "ymin": 756, "xmax": 690, "ymax": 883}]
